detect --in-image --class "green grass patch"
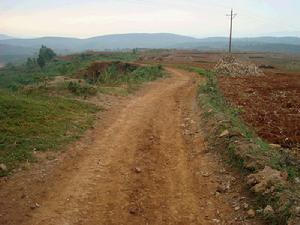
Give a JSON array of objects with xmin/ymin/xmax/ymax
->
[
  {"xmin": 18, "ymin": 64, "xmax": 166, "ymax": 98},
  {"xmin": 83, "ymin": 64, "xmax": 166, "ymax": 95},
  {"xmin": 0, "ymin": 52, "xmax": 137, "ymax": 90},
  {"xmin": 0, "ymin": 90, "xmax": 99, "ymax": 176},
  {"xmin": 87, "ymin": 64, "xmax": 165, "ymax": 85},
  {"xmin": 67, "ymin": 82, "xmax": 97, "ymax": 97}
]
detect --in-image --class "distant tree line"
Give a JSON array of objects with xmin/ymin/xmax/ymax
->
[{"xmin": 26, "ymin": 45, "xmax": 56, "ymax": 69}]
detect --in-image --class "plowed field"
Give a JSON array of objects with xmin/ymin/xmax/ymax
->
[{"xmin": 218, "ymin": 72, "xmax": 300, "ymax": 148}]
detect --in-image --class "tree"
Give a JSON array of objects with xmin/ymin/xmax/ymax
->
[
  {"xmin": 39, "ymin": 45, "xmax": 56, "ymax": 61},
  {"xmin": 37, "ymin": 56, "xmax": 46, "ymax": 68},
  {"xmin": 132, "ymin": 48, "xmax": 138, "ymax": 54},
  {"xmin": 37, "ymin": 45, "xmax": 56, "ymax": 68}
]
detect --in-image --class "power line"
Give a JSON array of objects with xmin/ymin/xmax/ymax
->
[{"xmin": 227, "ymin": 8, "xmax": 237, "ymax": 53}]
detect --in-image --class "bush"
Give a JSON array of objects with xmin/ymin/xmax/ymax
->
[
  {"xmin": 83, "ymin": 63, "xmax": 165, "ymax": 85},
  {"xmin": 67, "ymin": 82, "xmax": 97, "ymax": 97},
  {"xmin": 131, "ymin": 65, "xmax": 165, "ymax": 82}
]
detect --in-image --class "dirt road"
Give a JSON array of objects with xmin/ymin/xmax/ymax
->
[{"xmin": 0, "ymin": 69, "xmax": 263, "ymax": 225}]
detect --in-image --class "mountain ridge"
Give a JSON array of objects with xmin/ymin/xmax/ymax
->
[
  {"xmin": 0, "ymin": 33, "xmax": 300, "ymax": 64},
  {"xmin": 0, "ymin": 34, "xmax": 14, "ymax": 40}
]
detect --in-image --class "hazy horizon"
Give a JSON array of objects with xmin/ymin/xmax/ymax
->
[
  {"xmin": 0, "ymin": 0, "xmax": 299, "ymax": 38},
  {"xmin": 2, "ymin": 32, "xmax": 300, "ymax": 40}
]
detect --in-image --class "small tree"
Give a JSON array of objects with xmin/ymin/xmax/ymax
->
[
  {"xmin": 132, "ymin": 48, "xmax": 138, "ymax": 55},
  {"xmin": 39, "ymin": 45, "xmax": 56, "ymax": 61},
  {"xmin": 37, "ymin": 56, "xmax": 46, "ymax": 68},
  {"xmin": 37, "ymin": 45, "xmax": 56, "ymax": 68}
]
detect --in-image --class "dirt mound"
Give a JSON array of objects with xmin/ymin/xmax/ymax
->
[
  {"xmin": 214, "ymin": 55, "xmax": 264, "ymax": 76},
  {"xmin": 78, "ymin": 61, "xmax": 139, "ymax": 82}
]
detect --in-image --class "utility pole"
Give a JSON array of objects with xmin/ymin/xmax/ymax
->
[{"xmin": 227, "ymin": 9, "xmax": 237, "ymax": 53}]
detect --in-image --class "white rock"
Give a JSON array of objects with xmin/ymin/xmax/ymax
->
[
  {"xmin": 202, "ymin": 172, "xmax": 210, "ymax": 177},
  {"xmin": 135, "ymin": 167, "xmax": 142, "ymax": 173},
  {"xmin": 243, "ymin": 203, "xmax": 249, "ymax": 209},
  {"xmin": 0, "ymin": 163, "xmax": 7, "ymax": 171},
  {"xmin": 269, "ymin": 144, "xmax": 281, "ymax": 148},
  {"xmin": 263, "ymin": 205, "xmax": 274, "ymax": 215},
  {"xmin": 212, "ymin": 219, "xmax": 220, "ymax": 223},
  {"xmin": 219, "ymin": 130, "xmax": 229, "ymax": 138},
  {"xmin": 247, "ymin": 209, "xmax": 256, "ymax": 218}
]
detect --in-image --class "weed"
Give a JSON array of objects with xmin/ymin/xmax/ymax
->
[
  {"xmin": 130, "ymin": 65, "xmax": 165, "ymax": 82},
  {"xmin": 86, "ymin": 64, "xmax": 165, "ymax": 85},
  {"xmin": 227, "ymin": 143, "xmax": 245, "ymax": 169},
  {"xmin": 67, "ymin": 82, "xmax": 97, "ymax": 97}
]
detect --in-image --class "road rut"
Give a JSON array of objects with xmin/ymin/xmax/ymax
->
[{"xmin": 0, "ymin": 68, "xmax": 263, "ymax": 225}]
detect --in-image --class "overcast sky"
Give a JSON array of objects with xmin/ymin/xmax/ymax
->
[{"xmin": 0, "ymin": 0, "xmax": 299, "ymax": 38}]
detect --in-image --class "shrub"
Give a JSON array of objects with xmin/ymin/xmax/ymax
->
[
  {"xmin": 131, "ymin": 65, "xmax": 165, "ymax": 82},
  {"xmin": 67, "ymin": 82, "xmax": 97, "ymax": 97}
]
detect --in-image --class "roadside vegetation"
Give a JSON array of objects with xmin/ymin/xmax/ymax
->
[
  {"xmin": 0, "ymin": 90, "xmax": 98, "ymax": 176},
  {"xmin": 192, "ymin": 67, "xmax": 300, "ymax": 225},
  {"xmin": 81, "ymin": 61, "xmax": 165, "ymax": 94},
  {"xmin": 0, "ymin": 47, "xmax": 166, "ymax": 176},
  {"xmin": 0, "ymin": 51, "xmax": 137, "ymax": 90}
]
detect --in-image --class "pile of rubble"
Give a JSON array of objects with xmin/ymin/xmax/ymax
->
[{"xmin": 214, "ymin": 55, "xmax": 264, "ymax": 76}]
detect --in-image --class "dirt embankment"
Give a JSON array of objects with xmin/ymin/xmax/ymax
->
[{"xmin": 0, "ymin": 68, "xmax": 264, "ymax": 225}]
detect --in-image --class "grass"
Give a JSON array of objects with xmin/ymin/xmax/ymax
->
[
  {"xmin": 81, "ymin": 64, "xmax": 166, "ymax": 95},
  {"xmin": 192, "ymin": 66, "xmax": 300, "ymax": 225},
  {"xmin": 0, "ymin": 90, "xmax": 99, "ymax": 176},
  {"xmin": 97, "ymin": 86, "xmax": 131, "ymax": 96},
  {"xmin": 0, "ymin": 52, "xmax": 137, "ymax": 90},
  {"xmin": 19, "ymin": 64, "xmax": 166, "ymax": 98},
  {"xmin": 67, "ymin": 82, "xmax": 98, "ymax": 97},
  {"xmin": 87, "ymin": 64, "xmax": 165, "ymax": 85}
]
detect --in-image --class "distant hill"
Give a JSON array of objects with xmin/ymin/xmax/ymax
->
[
  {"xmin": 195, "ymin": 36, "xmax": 300, "ymax": 45},
  {"xmin": 0, "ymin": 37, "xmax": 81, "ymax": 54},
  {"xmin": 82, "ymin": 33, "xmax": 199, "ymax": 50},
  {"xmin": 0, "ymin": 33, "xmax": 300, "ymax": 64},
  {"xmin": 0, "ymin": 44, "xmax": 36, "ymax": 56},
  {"xmin": 0, "ymin": 34, "xmax": 14, "ymax": 40},
  {"xmin": 173, "ymin": 37, "xmax": 300, "ymax": 53},
  {"xmin": 0, "ymin": 33, "xmax": 199, "ymax": 52},
  {"xmin": 0, "ymin": 44, "xmax": 37, "ymax": 64},
  {"xmin": 239, "ymin": 36, "xmax": 300, "ymax": 45}
]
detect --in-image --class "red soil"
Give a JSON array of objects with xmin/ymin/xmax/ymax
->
[{"xmin": 218, "ymin": 72, "xmax": 300, "ymax": 148}]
